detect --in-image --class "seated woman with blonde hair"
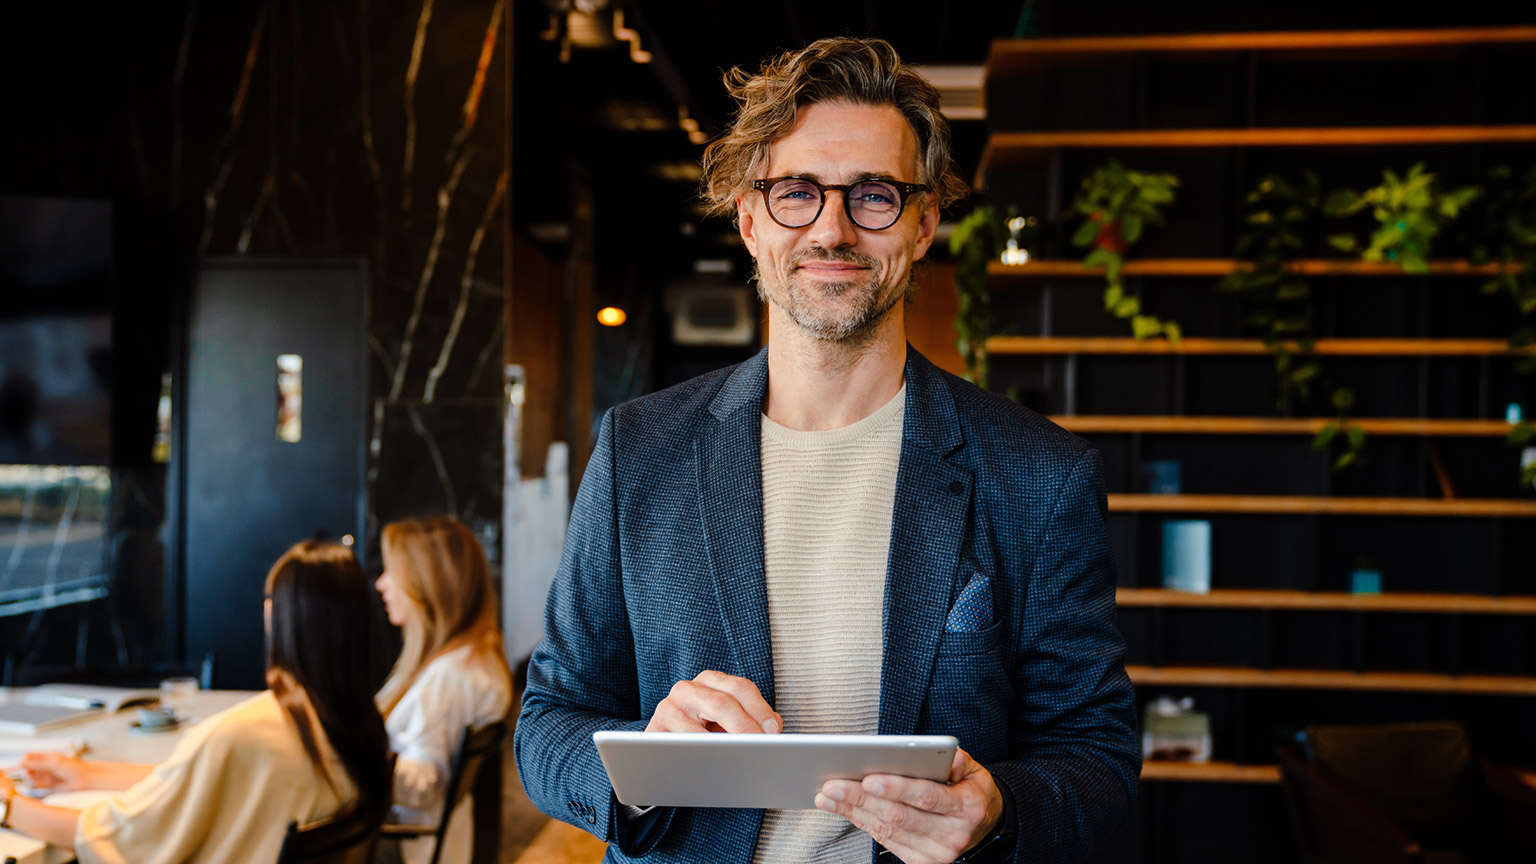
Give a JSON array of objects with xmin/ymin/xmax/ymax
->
[
  {"xmin": 0, "ymin": 540, "xmax": 392, "ymax": 864},
  {"xmin": 375, "ymin": 515, "xmax": 513, "ymax": 864}
]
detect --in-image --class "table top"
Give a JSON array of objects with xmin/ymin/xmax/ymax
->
[{"xmin": 1, "ymin": 688, "xmax": 257, "ymax": 864}]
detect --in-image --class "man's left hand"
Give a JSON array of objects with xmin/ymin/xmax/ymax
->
[{"xmin": 814, "ymin": 747, "xmax": 1004, "ymax": 864}]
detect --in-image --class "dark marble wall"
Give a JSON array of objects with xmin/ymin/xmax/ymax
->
[{"xmin": 1, "ymin": 0, "xmax": 512, "ymax": 670}]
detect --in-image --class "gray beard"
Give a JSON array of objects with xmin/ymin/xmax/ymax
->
[{"xmin": 752, "ymin": 255, "xmax": 916, "ymax": 345}]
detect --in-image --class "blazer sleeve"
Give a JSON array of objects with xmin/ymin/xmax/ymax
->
[
  {"xmin": 992, "ymin": 447, "xmax": 1141, "ymax": 864},
  {"xmin": 512, "ymin": 409, "xmax": 675, "ymax": 854}
]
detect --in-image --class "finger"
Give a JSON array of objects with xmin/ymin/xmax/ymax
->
[
  {"xmin": 652, "ymin": 679, "xmax": 761, "ymax": 733},
  {"xmin": 815, "ymin": 783, "xmax": 957, "ymax": 864},
  {"xmin": 861, "ymin": 773, "xmax": 956, "ymax": 816},
  {"xmin": 644, "ymin": 697, "xmax": 709, "ymax": 733},
  {"xmin": 691, "ymin": 671, "xmax": 781, "ymax": 732}
]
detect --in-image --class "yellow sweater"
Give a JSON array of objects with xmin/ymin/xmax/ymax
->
[{"xmin": 75, "ymin": 691, "xmax": 354, "ymax": 864}]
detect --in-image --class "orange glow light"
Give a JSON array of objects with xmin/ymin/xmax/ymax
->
[{"xmin": 597, "ymin": 306, "xmax": 627, "ymax": 326}]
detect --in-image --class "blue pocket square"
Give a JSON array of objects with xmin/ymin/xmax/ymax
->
[{"xmin": 945, "ymin": 573, "xmax": 993, "ymax": 632}]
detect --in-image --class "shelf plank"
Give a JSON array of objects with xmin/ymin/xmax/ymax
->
[
  {"xmin": 1127, "ymin": 665, "xmax": 1536, "ymax": 696},
  {"xmin": 987, "ymin": 27, "xmax": 1536, "ymax": 79},
  {"xmin": 1107, "ymin": 494, "xmax": 1536, "ymax": 517},
  {"xmin": 1117, "ymin": 588, "xmax": 1536, "ymax": 615},
  {"xmin": 977, "ymin": 125, "xmax": 1536, "ymax": 181},
  {"xmin": 1052, "ymin": 416, "xmax": 1518, "ymax": 437},
  {"xmin": 1140, "ymin": 760, "xmax": 1281, "ymax": 785},
  {"xmin": 987, "ymin": 336, "xmax": 1531, "ymax": 356},
  {"xmin": 987, "ymin": 259, "xmax": 1514, "ymax": 279}
]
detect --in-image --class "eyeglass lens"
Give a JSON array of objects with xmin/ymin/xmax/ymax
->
[{"xmin": 767, "ymin": 178, "xmax": 906, "ymax": 230}]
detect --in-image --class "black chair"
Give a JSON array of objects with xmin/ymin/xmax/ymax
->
[
  {"xmin": 381, "ymin": 720, "xmax": 509, "ymax": 864},
  {"xmin": 276, "ymin": 809, "xmax": 386, "ymax": 864},
  {"xmin": 1277, "ymin": 721, "xmax": 1536, "ymax": 864}
]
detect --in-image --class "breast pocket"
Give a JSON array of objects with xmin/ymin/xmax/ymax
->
[{"xmin": 923, "ymin": 577, "xmax": 1012, "ymax": 761}]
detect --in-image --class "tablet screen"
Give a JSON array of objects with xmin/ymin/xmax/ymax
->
[{"xmin": 593, "ymin": 731, "xmax": 958, "ymax": 809}]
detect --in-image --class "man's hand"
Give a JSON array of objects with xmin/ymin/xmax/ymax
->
[
  {"xmin": 814, "ymin": 748, "xmax": 1004, "ymax": 864},
  {"xmin": 645, "ymin": 670, "xmax": 782, "ymax": 734}
]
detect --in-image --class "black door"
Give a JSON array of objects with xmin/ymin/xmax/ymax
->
[{"xmin": 177, "ymin": 259, "xmax": 367, "ymax": 689}]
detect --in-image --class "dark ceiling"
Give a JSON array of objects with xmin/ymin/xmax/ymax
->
[{"xmin": 510, "ymin": 1, "xmax": 1023, "ymax": 257}]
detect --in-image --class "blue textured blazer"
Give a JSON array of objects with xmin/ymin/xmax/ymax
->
[{"xmin": 515, "ymin": 347, "xmax": 1139, "ymax": 863}]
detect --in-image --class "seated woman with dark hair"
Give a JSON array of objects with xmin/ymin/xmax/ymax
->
[
  {"xmin": 374, "ymin": 515, "xmax": 512, "ymax": 864},
  {"xmin": 0, "ymin": 541, "xmax": 393, "ymax": 863}
]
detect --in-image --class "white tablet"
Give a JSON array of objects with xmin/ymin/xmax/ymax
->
[{"xmin": 593, "ymin": 731, "xmax": 957, "ymax": 809}]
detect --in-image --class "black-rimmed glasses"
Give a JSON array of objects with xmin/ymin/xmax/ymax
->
[{"xmin": 751, "ymin": 176, "xmax": 928, "ymax": 231}]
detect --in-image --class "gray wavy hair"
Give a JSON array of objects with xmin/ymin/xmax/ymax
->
[{"xmin": 699, "ymin": 37, "xmax": 969, "ymax": 222}]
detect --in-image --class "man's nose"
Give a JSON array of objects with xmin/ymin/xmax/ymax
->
[{"xmin": 806, "ymin": 191, "xmax": 859, "ymax": 248}]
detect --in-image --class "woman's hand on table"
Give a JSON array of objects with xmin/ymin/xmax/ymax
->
[{"xmin": 20, "ymin": 753, "xmax": 90, "ymax": 793}]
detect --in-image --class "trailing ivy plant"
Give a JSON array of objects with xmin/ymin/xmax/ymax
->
[
  {"xmin": 1324, "ymin": 162, "xmax": 1480, "ymax": 273},
  {"xmin": 1069, "ymin": 161, "xmax": 1182, "ymax": 341},
  {"xmin": 949, "ymin": 205, "xmax": 1008, "ymax": 389},
  {"xmin": 1219, "ymin": 172, "xmax": 1365, "ymax": 471},
  {"xmin": 1469, "ymin": 164, "xmax": 1536, "ymax": 484}
]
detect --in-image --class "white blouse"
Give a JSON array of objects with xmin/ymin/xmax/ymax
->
[{"xmin": 385, "ymin": 644, "xmax": 512, "ymax": 864}]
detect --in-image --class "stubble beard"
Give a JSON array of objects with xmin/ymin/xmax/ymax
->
[{"xmin": 753, "ymin": 247, "xmax": 915, "ymax": 347}]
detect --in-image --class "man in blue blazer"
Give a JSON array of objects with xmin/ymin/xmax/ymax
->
[{"xmin": 516, "ymin": 37, "xmax": 1138, "ymax": 864}]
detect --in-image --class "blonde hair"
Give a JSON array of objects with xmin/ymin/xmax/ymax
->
[
  {"xmin": 376, "ymin": 516, "xmax": 511, "ymax": 716},
  {"xmin": 700, "ymin": 37, "xmax": 969, "ymax": 222}
]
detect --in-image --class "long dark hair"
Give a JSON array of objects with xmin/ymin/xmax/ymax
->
[{"xmin": 265, "ymin": 541, "xmax": 391, "ymax": 823}]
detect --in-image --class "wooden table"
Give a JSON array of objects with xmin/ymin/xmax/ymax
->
[{"xmin": 1, "ymin": 688, "xmax": 254, "ymax": 864}]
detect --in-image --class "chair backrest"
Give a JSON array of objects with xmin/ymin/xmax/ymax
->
[
  {"xmin": 276, "ymin": 810, "xmax": 384, "ymax": 864},
  {"xmin": 1304, "ymin": 721, "xmax": 1476, "ymax": 837},
  {"xmin": 427, "ymin": 720, "xmax": 509, "ymax": 864}
]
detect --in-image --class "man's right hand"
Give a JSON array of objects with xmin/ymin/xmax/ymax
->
[{"xmin": 646, "ymin": 670, "xmax": 782, "ymax": 734}]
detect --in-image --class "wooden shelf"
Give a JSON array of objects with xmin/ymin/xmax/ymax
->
[
  {"xmin": 987, "ymin": 27, "xmax": 1536, "ymax": 79},
  {"xmin": 1141, "ymin": 760, "xmax": 1281, "ymax": 785},
  {"xmin": 987, "ymin": 336, "xmax": 1532, "ymax": 356},
  {"xmin": 977, "ymin": 125, "xmax": 1536, "ymax": 181},
  {"xmin": 1051, "ymin": 415, "xmax": 1518, "ymax": 437},
  {"xmin": 1107, "ymin": 494, "xmax": 1536, "ymax": 517},
  {"xmin": 1118, "ymin": 588, "xmax": 1536, "ymax": 615},
  {"xmin": 1128, "ymin": 665, "xmax": 1536, "ymax": 696},
  {"xmin": 987, "ymin": 258, "xmax": 1514, "ymax": 279}
]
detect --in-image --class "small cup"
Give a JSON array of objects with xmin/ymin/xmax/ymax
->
[{"xmin": 137, "ymin": 705, "xmax": 178, "ymax": 728}]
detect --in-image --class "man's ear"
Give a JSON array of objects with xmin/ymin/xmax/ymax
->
[
  {"xmin": 911, "ymin": 201, "xmax": 940, "ymax": 261},
  {"xmin": 737, "ymin": 195, "xmax": 759, "ymax": 258}
]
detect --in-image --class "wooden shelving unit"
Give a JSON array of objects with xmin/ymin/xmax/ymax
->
[
  {"xmin": 987, "ymin": 336, "xmax": 1533, "ymax": 356},
  {"xmin": 1118, "ymin": 587, "xmax": 1536, "ymax": 615},
  {"xmin": 986, "ymin": 27, "xmax": 1536, "ymax": 78},
  {"xmin": 979, "ymin": 126, "xmax": 1536, "ymax": 179},
  {"xmin": 1128, "ymin": 665, "xmax": 1536, "ymax": 696},
  {"xmin": 1052, "ymin": 416, "xmax": 1517, "ymax": 437},
  {"xmin": 1141, "ymin": 760, "xmax": 1282, "ymax": 785},
  {"xmin": 980, "ymin": 21, "xmax": 1536, "ymax": 845},
  {"xmin": 987, "ymin": 258, "xmax": 1516, "ymax": 279},
  {"xmin": 1107, "ymin": 494, "xmax": 1536, "ymax": 517}
]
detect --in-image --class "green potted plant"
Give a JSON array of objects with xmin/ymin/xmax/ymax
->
[
  {"xmin": 949, "ymin": 206, "xmax": 1008, "ymax": 389},
  {"xmin": 1221, "ymin": 172, "xmax": 1365, "ymax": 470},
  {"xmin": 1469, "ymin": 164, "xmax": 1536, "ymax": 484},
  {"xmin": 1324, "ymin": 162, "xmax": 1479, "ymax": 273},
  {"xmin": 1069, "ymin": 160, "xmax": 1182, "ymax": 341}
]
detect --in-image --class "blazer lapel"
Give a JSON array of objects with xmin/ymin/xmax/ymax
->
[
  {"xmin": 879, "ymin": 349, "xmax": 972, "ymax": 735},
  {"xmin": 696, "ymin": 349, "xmax": 776, "ymax": 704}
]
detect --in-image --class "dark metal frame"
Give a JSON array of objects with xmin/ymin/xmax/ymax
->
[{"xmin": 750, "ymin": 176, "xmax": 928, "ymax": 230}]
